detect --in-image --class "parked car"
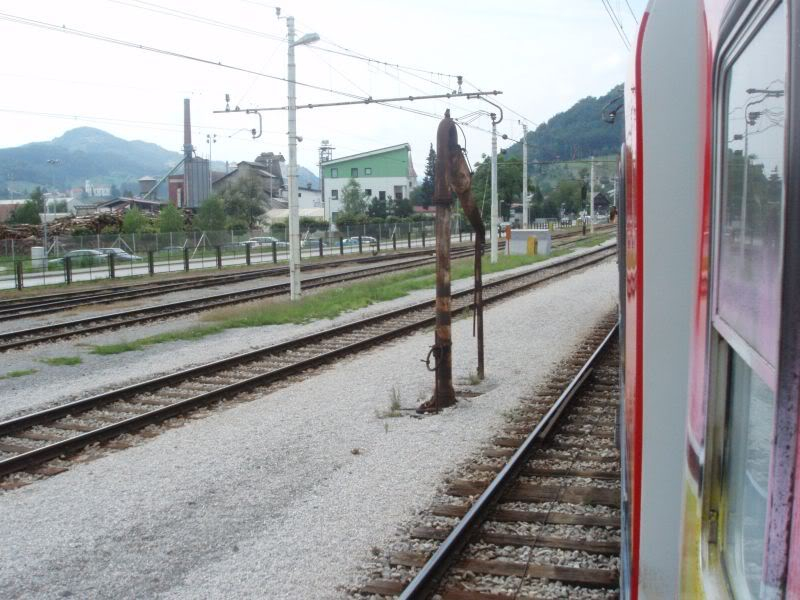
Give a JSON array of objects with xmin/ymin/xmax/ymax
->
[
  {"xmin": 342, "ymin": 236, "xmax": 378, "ymax": 246},
  {"xmin": 98, "ymin": 247, "xmax": 142, "ymax": 261},
  {"xmin": 48, "ymin": 249, "xmax": 106, "ymax": 266},
  {"xmin": 246, "ymin": 236, "xmax": 288, "ymax": 249}
]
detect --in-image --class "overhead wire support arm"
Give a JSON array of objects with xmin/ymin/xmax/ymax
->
[{"xmin": 212, "ymin": 90, "xmax": 503, "ymax": 114}]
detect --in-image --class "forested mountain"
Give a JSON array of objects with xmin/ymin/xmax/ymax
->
[
  {"xmin": 505, "ymin": 84, "xmax": 624, "ymax": 163},
  {"xmin": 0, "ymin": 127, "xmax": 319, "ymax": 196}
]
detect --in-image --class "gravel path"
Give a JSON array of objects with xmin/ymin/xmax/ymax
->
[
  {"xmin": 0, "ymin": 242, "xmax": 614, "ymax": 422},
  {"xmin": 0, "ymin": 257, "xmax": 617, "ymax": 599}
]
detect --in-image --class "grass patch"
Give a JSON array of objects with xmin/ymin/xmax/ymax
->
[
  {"xmin": 0, "ymin": 368, "xmax": 38, "ymax": 380},
  {"xmin": 40, "ymin": 356, "xmax": 82, "ymax": 366},
  {"xmin": 90, "ymin": 325, "xmax": 225, "ymax": 355},
  {"xmin": 376, "ymin": 387, "xmax": 403, "ymax": 418},
  {"xmin": 88, "ymin": 250, "xmax": 576, "ymax": 356}
]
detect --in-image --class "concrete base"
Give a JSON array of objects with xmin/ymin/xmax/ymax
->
[{"xmin": 509, "ymin": 229, "xmax": 551, "ymax": 256}]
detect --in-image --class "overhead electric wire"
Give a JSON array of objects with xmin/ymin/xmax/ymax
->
[
  {"xmin": 600, "ymin": 0, "xmax": 631, "ymax": 49},
  {"xmin": 106, "ymin": 0, "xmax": 286, "ymax": 42},
  {"xmin": 0, "ymin": 107, "xmax": 283, "ymax": 136},
  {"xmin": 624, "ymin": 0, "xmax": 640, "ymax": 24},
  {"xmin": 0, "ymin": 10, "xmax": 512, "ymax": 141},
  {"xmin": 0, "ymin": 11, "xmax": 368, "ymax": 101}
]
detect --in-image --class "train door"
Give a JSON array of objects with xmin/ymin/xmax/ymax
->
[{"xmin": 697, "ymin": 1, "xmax": 797, "ymax": 597}]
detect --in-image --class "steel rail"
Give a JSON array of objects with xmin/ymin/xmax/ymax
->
[
  {"xmin": 0, "ymin": 248, "xmax": 480, "ymax": 352},
  {"xmin": 0, "ymin": 245, "xmax": 615, "ymax": 478},
  {"xmin": 0, "ymin": 245, "xmax": 457, "ymax": 320},
  {"xmin": 398, "ymin": 321, "xmax": 620, "ymax": 600},
  {"xmin": 0, "ymin": 227, "xmax": 608, "ymax": 315}
]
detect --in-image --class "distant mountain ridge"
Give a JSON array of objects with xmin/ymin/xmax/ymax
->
[
  {"xmin": 506, "ymin": 84, "xmax": 624, "ymax": 163},
  {"xmin": 0, "ymin": 127, "xmax": 319, "ymax": 195}
]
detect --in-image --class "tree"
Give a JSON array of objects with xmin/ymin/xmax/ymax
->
[
  {"xmin": 368, "ymin": 195, "xmax": 388, "ymax": 219},
  {"xmin": 389, "ymin": 197, "xmax": 413, "ymax": 218},
  {"xmin": 341, "ymin": 178, "xmax": 367, "ymax": 217},
  {"xmin": 470, "ymin": 155, "xmax": 524, "ymax": 222},
  {"xmin": 195, "ymin": 196, "xmax": 226, "ymax": 232},
  {"xmin": 121, "ymin": 207, "xmax": 148, "ymax": 233},
  {"xmin": 30, "ymin": 186, "xmax": 45, "ymax": 212},
  {"xmin": 219, "ymin": 176, "xmax": 266, "ymax": 229},
  {"xmin": 110, "ymin": 184, "xmax": 120, "ymax": 198},
  {"xmin": 158, "ymin": 204, "xmax": 184, "ymax": 233},
  {"xmin": 8, "ymin": 200, "xmax": 41, "ymax": 225},
  {"xmin": 413, "ymin": 144, "xmax": 436, "ymax": 208},
  {"xmin": 548, "ymin": 180, "xmax": 583, "ymax": 216}
]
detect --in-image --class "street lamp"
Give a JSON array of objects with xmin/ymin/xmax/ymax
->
[
  {"xmin": 738, "ymin": 88, "xmax": 783, "ymax": 254},
  {"xmin": 44, "ymin": 159, "xmax": 60, "ymax": 259},
  {"xmin": 281, "ymin": 8, "xmax": 319, "ymax": 300}
]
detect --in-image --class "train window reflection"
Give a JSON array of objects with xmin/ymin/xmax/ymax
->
[
  {"xmin": 722, "ymin": 352, "xmax": 774, "ymax": 598},
  {"xmin": 717, "ymin": 3, "xmax": 785, "ymax": 368}
]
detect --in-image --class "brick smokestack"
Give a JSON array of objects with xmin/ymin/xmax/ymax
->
[{"xmin": 183, "ymin": 98, "xmax": 192, "ymax": 159}]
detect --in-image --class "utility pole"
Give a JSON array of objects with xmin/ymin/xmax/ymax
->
[
  {"xmin": 589, "ymin": 155, "xmax": 595, "ymax": 234},
  {"xmin": 280, "ymin": 10, "xmax": 319, "ymax": 300},
  {"xmin": 45, "ymin": 159, "xmax": 60, "ymax": 258},
  {"xmin": 521, "ymin": 122, "xmax": 528, "ymax": 228},
  {"xmin": 206, "ymin": 133, "xmax": 216, "ymax": 197},
  {"xmin": 319, "ymin": 140, "xmax": 334, "ymax": 230},
  {"xmin": 490, "ymin": 114, "xmax": 499, "ymax": 263}
]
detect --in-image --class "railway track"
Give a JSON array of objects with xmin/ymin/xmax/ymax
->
[
  {"xmin": 0, "ymin": 226, "xmax": 613, "ymax": 321},
  {"xmin": 356, "ymin": 316, "xmax": 620, "ymax": 599},
  {"xmin": 0, "ymin": 245, "xmax": 615, "ymax": 487},
  {"xmin": 0, "ymin": 247, "xmax": 483, "ymax": 352},
  {"xmin": 0, "ymin": 245, "xmax": 457, "ymax": 322}
]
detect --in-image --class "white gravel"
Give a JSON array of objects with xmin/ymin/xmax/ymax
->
[
  {"xmin": 0, "ymin": 256, "xmax": 617, "ymax": 599},
  {"xmin": 0, "ymin": 243, "xmax": 614, "ymax": 422}
]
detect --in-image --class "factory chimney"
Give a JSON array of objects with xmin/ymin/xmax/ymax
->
[{"xmin": 183, "ymin": 98, "xmax": 193, "ymax": 159}]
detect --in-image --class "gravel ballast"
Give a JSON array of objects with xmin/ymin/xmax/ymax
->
[
  {"xmin": 0, "ymin": 243, "xmax": 613, "ymax": 421},
  {"xmin": 0, "ymin": 258, "xmax": 617, "ymax": 599}
]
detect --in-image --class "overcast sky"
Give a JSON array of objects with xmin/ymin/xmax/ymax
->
[{"xmin": 0, "ymin": 0, "xmax": 645, "ymax": 177}]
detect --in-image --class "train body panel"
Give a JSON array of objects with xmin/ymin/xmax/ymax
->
[{"xmin": 621, "ymin": 0, "xmax": 798, "ymax": 597}]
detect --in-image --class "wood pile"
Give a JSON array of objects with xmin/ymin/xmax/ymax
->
[{"xmin": 0, "ymin": 213, "xmax": 124, "ymax": 243}]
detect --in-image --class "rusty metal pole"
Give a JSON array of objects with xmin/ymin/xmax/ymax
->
[{"xmin": 418, "ymin": 114, "xmax": 459, "ymax": 413}]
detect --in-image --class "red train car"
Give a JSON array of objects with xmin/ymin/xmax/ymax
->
[{"xmin": 620, "ymin": 0, "xmax": 799, "ymax": 596}]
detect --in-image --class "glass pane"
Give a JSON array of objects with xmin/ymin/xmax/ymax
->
[
  {"xmin": 723, "ymin": 352, "xmax": 774, "ymax": 598},
  {"xmin": 717, "ymin": 4, "xmax": 786, "ymax": 367}
]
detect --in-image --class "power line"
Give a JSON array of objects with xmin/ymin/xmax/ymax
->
[
  {"xmin": 624, "ymin": 0, "xmax": 640, "ymax": 24},
  {"xmin": 0, "ymin": 11, "xmax": 369, "ymax": 101},
  {"xmin": 0, "ymin": 107, "xmax": 283, "ymax": 136},
  {"xmin": 600, "ymin": 0, "xmax": 631, "ymax": 49},
  {"xmin": 0, "ymin": 11, "xmax": 511, "ymax": 139},
  {"xmin": 106, "ymin": 0, "xmax": 286, "ymax": 42}
]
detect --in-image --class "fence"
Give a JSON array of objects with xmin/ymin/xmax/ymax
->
[{"xmin": 0, "ymin": 220, "xmax": 482, "ymax": 290}]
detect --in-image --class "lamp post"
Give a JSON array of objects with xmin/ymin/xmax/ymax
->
[
  {"xmin": 281, "ymin": 8, "xmax": 319, "ymax": 300},
  {"xmin": 738, "ymin": 88, "xmax": 783, "ymax": 254},
  {"xmin": 45, "ymin": 159, "xmax": 60, "ymax": 259}
]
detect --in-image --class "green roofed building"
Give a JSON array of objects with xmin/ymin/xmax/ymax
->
[{"xmin": 321, "ymin": 143, "xmax": 417, "ymax": 220}]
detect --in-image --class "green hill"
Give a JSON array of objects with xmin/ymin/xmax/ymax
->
[{"xmin": 506, "ymin": 84, "xmax": 624, "ymax": 163}]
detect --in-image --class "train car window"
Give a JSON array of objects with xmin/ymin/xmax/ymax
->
[
  {"xmin": 722, "ymin": 353, "xmax": 775, "ymax": 597},
  {"xmin": 716, "ymin": 3, "xmax": 786, "ymax": 371},
  {"xmin": 709, "ymin": 2, "xmax": 787, "ymax": 598}
]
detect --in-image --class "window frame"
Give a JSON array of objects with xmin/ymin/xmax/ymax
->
[
  {"xmin": 351, "ymin": 167, "xmax": 358, "ymax": 178},
  {"xmin": 365, "ymin": 167, "xmax": 372, "ymax": 176},
  {"xmin": 701, "ymin": 1, "xmax": 793, "ymax": 598}
]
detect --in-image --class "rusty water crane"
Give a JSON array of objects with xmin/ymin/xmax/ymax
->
[{"xmin": 418, "ymin": 110, "xmax": 486, "ymax": 413}]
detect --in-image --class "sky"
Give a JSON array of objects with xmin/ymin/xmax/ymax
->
[{"xmin": 0, "ymin": 0, "xmax": 646, "ymax": 178}]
